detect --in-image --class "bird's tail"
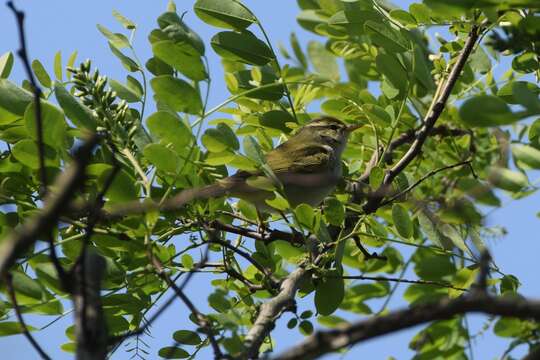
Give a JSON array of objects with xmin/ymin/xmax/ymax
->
[{"xmin": 162, "ymin": 183, "xmax": 228, "ymax": 211}]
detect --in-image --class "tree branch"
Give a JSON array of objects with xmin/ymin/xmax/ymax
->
[
  {"xmin": 7, "ymin": 1, "xmax": 47, "ymax": 192},
  {"xmin": 72, "ymin": 250, "xmax": 107, "ymax": 360},
  {"xmin": 336, "ymin": 275, "xmax": 468, "ymax": 292},
  {"xmin": 244, "ymin": 267, "xmax": 308, "ymax": 358},
  {"xmin": 362, "ymin": 25, "xmax": 481, "ymax": 213},
  {"xmin": 273, "ymin": 292, "xmax": 540, "ymax": 360},
  {"xmin": 378, "ymin": 159, "xmax": 473, "ymax": 207},
  {"xmin": 0, "ymin": 133, "xmax": 99, "ymax": 280},
  {"xmin": 151, "ymin": 256, "xmax": 224, "ymax": 359},
  {"xmin": 207, "ymin": 237, "xmax": 278, "ymax": 288},
  {"xmin": 4, "ymin": 273, "xmax": 51, "ymax": 360}
]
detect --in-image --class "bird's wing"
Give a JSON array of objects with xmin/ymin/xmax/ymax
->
[{"xmin": 266, "ymin": 140, "xmax": 334, "ymax": 174}]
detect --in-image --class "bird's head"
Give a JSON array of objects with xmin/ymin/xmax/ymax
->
[{"xmin": 301, "ymin": 116, "xmax": 363, "ymax": 154}]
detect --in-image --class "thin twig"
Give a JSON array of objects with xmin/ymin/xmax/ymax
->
[
  {"xmin": 334, "ymin": 274, "xmax": 468, "ymax": 292},
  {"xmin": 109, "ymin": 246, "xmax": 211, "ymax": 347},
  {"xmin": 207, "ymin": 237, "xmax": 278, "ymax": 288},
  {"xmin": 353, "ymin": 236, "xmax": 387, "ymax": 261},
  {"xmin": 4, "ymin": 274, "xmax": 51, "ymax": 360},
  {"xmin": 151, "ymin": 256, "xmax": 224, "ymax": 359},
  {"xmin": 7, "ymin": 1, "xmax": 47, "ymax": 192},
  {"xmin": 378, "ymin": 159, "xmax": 473, "ymax": 207},
  {"xmin": 362, "ymin": 25, "xmax": 481, "ymax": 213}
]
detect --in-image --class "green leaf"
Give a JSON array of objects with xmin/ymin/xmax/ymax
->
[
  {"xmin": 500, "ymin": 274, "xmax": 520, "ymax": 294},
  {"xmin": 323, "ymin": 198, "xmax": 345, "ymax": 226},
  {"xmin": 152, "ymin": 41, "xmax": 207, "ymax": 81},
  {"xmin": 389, "ymin": 9, "xmax": 417, "ymax": 27},
  {"xmin": 194, "ymin": 0, "xmax": 257, "ymax": 30},
  {"xmin": 494, "ymin": 318, "xmax": 526, "ymax": 338},
  {"xmin": 146, "ymin": 57, "xmax": 174, "ymax": 76},
  {"xmin": 497, "ymin": 81, "xmax": 540, "ymax": 107},
  {"xmin": 150, "ymin": 76, "xmax": 202, "ymax": 114},
  {"xmin": 260, "ymin": 110, "xmax": 295, "ymax": 134},
  {"xmin": 173, "ymin": 330, "xmax": 201, "ymax": 345},
  {"xmin": 0, "ymin": 79, "xmax": 33, "ymax": 115},
  {"xmin": 143, "ymin": 144, "xmax": 179, "ymax": 173},
  {"xmin": 287, "ymin": 318, "xmax": 298, "ymax": 329},
  {"xmin": 295, "ymin": 203, "xmax": 315, "ymax": 230},
  {"xmin": 487, "ymin": 166, "xmax": 528, "ymax": 192},
  {"xmin": 0, "ymin": 52, "xmax": 14, "ymax": 79},
  {"xmin": 413, "ymin": 250, "xmax": 455, "ymax": 281},
  {"xmin": 265, "ymin": 192, "xmax": 290, "ymax": 211},
  {"xmin": 126, "ymin": 75, "xmax": 144, "ymax": 99},
  {"xmin": 97, "ymin": 24, "xmax": 130, "ymax": 49},
  {"xmin": 392, "ymin": 204, "xmax": 413, "ymax": 238},
  {"xmin": 440, "ymin": 224, "xmax": 470, "ymax": 255},
  {"xmin": 66, "ymin": 51, "xmax": 78, "ymax": 79},
  {"xmin": 459, "ymin": 95, "xmax": 518, "ymax": 127},
  {"xmin": 109, "ymin": 79, "xmax": 141, "ymax": 103},
  {"xmin": 513, "ymin": 144, "xmax": 540, "ymax": 169},
  {"xmin": 299, "ymin": 320, "xmax": 314, "ymax": 335},
  {"xmin": 232, "ymin": 68, "xmax": 284, "ymax": 100},
  {"xmin": 112, "ymin": 9, "xmax": 136, "ymax": 29},
  {"xmin": 208, "ymin": 291, "xmax": 231, "ymax": 312},
  {"xmin": 512, "ymin": 52, "xmax": 539, "ymax": 74},
  {"xmin": 11, "ymin": 140, "xmax": 58, "ymax": 169},
  {"xmin": 0, "ymin": 322, "xmax": 36, "ymax": 336},
  {"xmin": 290, "ymin": 33, "xmax": 308, "ymax": 69},
  {"xmin": 158, "ymin": 347, "xmax": 190, "ymax": 359},
  {"xmin": 243, "ymin": 136, "xmax": 266, "ymax": 164},
  {"xmin": 202, "ymin": 123, "xmax": 239, "ymax": 152},
  {"xmin": 307, "ymin": 41, "xmax": 339, "ymax": 81},
  {"xmin": 54, "ymin": 84, "xmax": 97, "ymax": 130},
  {"xmin": 24, "ymin": 101, "xmax": 67, "ymax": 149},
  {"xmin": 11, "ymin": 271, "xmax": 46, "ymax": 301},
  {"xmin": 53, "ymin": 51, "xmax": 63, "ymax": 81},
  {"xmin": 297, "ymin": 10, "xmax": 325, "ymax": 33},
  {"xmin": 376, "ymin": 53, "xmax": 408, "ymax": 95},
  {"xmin": 108, "ymin": 42, "xmax": 139, "ymax": 72},
  {"xmin": 211, "ymin": 31, "xmax": 273, "ymax": 66},
  {"xmin": 181, "ymin": 254, "xmax": 194, "ymax": 269},
  {"xmin": 409, "ymin": 3, "xmax": 431, "ymax": 24},
  {"xmin": 274, "ymin": 240, "xmax": 304, "ymax": 262},
  {"xmin": 417, "ymin": 211, "xmax": 451, "ymax": 250},
  {"xmin": 157, "ymin": 12, "xmax": 205, "ymax": 56},
  {"xmin": 315, "ymin": 271, "xmax": 344, "ymax": 316},
  {"xmin": 105, "ymin": 168, "xmax": 140, "ymax": 203},
  {"xmin": 146, "ymin": 111, "xmax": 192, "ymax": 152},
  {"xmin": 469, "ymin": 46, "xmax": 491, "ymax": 74},
  {"xmin": 31, "ymin": 60, "xmax": 52, "ymax": 88},
  {"xmin": 364, "ymin": 21, "xmax": 409, "ymax": 53}
]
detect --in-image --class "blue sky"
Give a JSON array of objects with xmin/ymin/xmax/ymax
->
[{"xmin": 1, "ymin": 1, "xmax": 539, "ymax": 359}]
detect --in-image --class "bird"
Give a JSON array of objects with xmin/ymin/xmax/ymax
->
[{"xmin": 166, "ymin": 116, "xmax": 362, "ymax": 212}]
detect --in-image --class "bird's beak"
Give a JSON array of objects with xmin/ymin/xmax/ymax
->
[{"xmin": 346, "ymin": 124, "xmax": 363, "ymax": 132}]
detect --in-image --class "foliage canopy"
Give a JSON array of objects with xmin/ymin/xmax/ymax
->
[{"xmin": 0, "ymin": 0, "xmax": 540, "ymax": 359}]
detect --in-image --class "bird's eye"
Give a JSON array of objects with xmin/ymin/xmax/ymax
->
[{"xmin": 328, "ymin": 124, "xmax": 340, "ymax": 131}]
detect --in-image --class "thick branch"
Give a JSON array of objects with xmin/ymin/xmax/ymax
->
[
  {"xmin": 244, "ymin": 267, "xmax": 308, "ymax": 358},
  {"xmin": 0, "ymin": 134, "xmax": 99, "ymax": 280},
  {"xmin": 274, "ymin": 293, "xmax": 540, "ymax": 360},
  {"xmin": 73, "ymin": 250, "xmax": 107, "ymax": 360},
  {"xmin": 362, "ymin": 25, "xmax": 480, "ymax": 213}
]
